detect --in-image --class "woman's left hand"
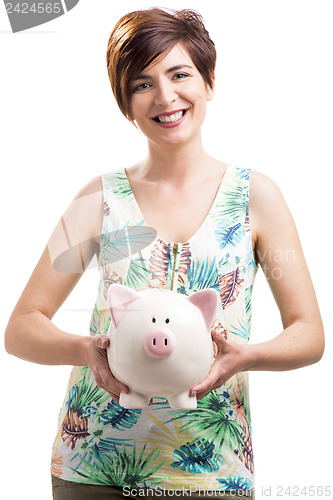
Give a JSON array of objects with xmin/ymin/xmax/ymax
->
[{"xmin": 190, "ymin": 328, "xmax": 253, "ymax": 400}]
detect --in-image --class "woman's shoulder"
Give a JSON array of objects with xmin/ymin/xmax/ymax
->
[
  {"xmin": 73, "ymin": 175, "xmax": 103, "ymax": 200},
  {"xmin": 62, "ymin": 175, "xmax": 104, "ymax": 245},
  {"xmin": 248, "ymin": 169, "xmax": 290, "ymax": 245},
  {"xmin": 249, "ymin": 169, "xmax": 285, "ymax": 208}
]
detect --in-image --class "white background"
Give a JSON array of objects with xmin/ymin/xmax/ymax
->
[{"xmin": 0, "ymin": 1, "xmax": 332, "ymax": 499}]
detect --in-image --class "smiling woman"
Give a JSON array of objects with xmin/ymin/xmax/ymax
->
[
  {"xmin": 126, "ymin": 43, "xmax": 214, "ymax": 147},
  {"xmin": 4, "ymin": 6, "xmax": 324, "ymax": 500},
  {"xmin": 106, "ymin": 9, "xmax": 215, "ymax": 125}
]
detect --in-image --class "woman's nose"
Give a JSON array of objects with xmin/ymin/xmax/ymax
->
[{"xmin": 154, "ymin": 81, "xmax": 176, "ymax": 107}]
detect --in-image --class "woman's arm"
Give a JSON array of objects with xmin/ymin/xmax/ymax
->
[
  {"xmin": 4, "ymin": 175, "xmax": 129, "ymax": 402},
  {"xmin": 191, "ymin": 171, "xmax": 324, "ymax": 398},
  {"xmin": 5, "ymin": 245, "xmax": 91, "ymax": 365},
  {"xmin": 247, "ymin": 170, "xmax": 324, "ymax": 370}
]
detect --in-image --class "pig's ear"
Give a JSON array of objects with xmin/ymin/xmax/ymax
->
[
  {"xmin": 187, "ymin": 289, "xmax": 219, "ymax": 329},
  {"xmin": 107, "ymin": 284, "xmax": 140, "ymax": 327}
]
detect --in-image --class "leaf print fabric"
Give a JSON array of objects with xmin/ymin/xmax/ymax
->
[
  {"xmin": 50, "ymin": 164, "xmax": 257, "ymax": 491},
  {"xmin": 219, "ymin": 268, "xmax": 244, "ymax": 309}
]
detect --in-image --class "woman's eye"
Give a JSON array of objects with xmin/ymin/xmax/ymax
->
[
  {"xmin": 133, "ymin": 82, "xmax": 151, "ymax": 92},
  {"xmin": 173, "ymin": 73, "xmax": 189, "ymax": 80}
]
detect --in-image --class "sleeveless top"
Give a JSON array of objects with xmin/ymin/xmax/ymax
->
[{"xmin": 50, "ymin": 164, "xmax": 258, "ymax": 492}]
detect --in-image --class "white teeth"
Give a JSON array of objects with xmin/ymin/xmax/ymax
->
[{"xmin": 157, "ymin": 111, "xmax": 184, "ymax": 123}]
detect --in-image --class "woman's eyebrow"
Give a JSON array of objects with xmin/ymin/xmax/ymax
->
[{"xmin": 133, "ymin": 64, "xmax": 194, "ymax": 81}]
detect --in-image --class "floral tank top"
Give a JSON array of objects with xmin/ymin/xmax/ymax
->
[{"xmin": 51, "ymin": 164, "xmax": 258, "ymax": 493}]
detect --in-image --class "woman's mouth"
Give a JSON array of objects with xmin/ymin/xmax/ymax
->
[{"xmin": 152, "ymin": 109, "xmax": 188, "ymax": 127}]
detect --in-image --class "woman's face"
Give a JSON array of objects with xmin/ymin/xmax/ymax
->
[{"xmin": 129, "ymin": 43, "xmax": 214, "ymax": 148}]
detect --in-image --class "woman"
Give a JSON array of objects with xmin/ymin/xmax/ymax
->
[{"xmin": 4, "ymin": 7, "xmax": 324, "ymax": 500}]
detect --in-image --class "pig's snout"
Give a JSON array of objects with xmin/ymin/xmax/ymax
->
[{"xmin": 144, "ymin": 327, "xmax": 175, "ymax": 359}]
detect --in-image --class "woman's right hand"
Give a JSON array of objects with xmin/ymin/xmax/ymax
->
[{"xmin": 84, "ymin": 334, "xmax": 129, "ymax": 404}]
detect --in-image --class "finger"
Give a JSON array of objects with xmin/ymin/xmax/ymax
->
[
  {"xmin": 94, "ymin": 365, "xmax": 129, "ymax": 397},
  {"xmin": 211, "ymin": 330, "xmax": 228, "ymax": 352},
  {"xmin": 190, "ymin": 365, "xmax": 221, "ymax": 396},
  {"xmin": 99, "ymin": 383, "xmax": 126, "ymax": 403},
  {"xmin": 196, "ymin": 390, "xmax": 210, "ymax": 400},
  {"xmin": 109, "ymin": 392, "xmax": 119, "ymax": 403},
  {"xmin": 94, "ymin": 334, "xmax": 110, "ymax": 349},
  {"xmin": 90, "ymin": 336, "xmax": 129, "ymax": 396},
  {"xmin": 109, "ymin": 390, "xmax": 128, "ymax": 405},
  {"xmin": 197, "ymin": 380, "xmax": 222, "ymax": 399},
  {"xmin": 212, "ymin": 329, "xmax": 226, "ymax": 341},
  {"xmin": 90, "ymin": 338, "xmax": 128, "ymax": 390},
  {"xmin": 197, "ymin": 390, "xmax": 216, "ymax": 400}
]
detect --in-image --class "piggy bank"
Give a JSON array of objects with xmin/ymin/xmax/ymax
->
[{"xmin": 106, "ymin": 284, "xmax": 219, "ymax": 410}]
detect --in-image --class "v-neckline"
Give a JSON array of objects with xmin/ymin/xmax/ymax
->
[{"xmin": 122, "ymin": 164, "xmax": 231, "ymax": 246}]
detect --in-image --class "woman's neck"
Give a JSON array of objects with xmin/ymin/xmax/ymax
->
[{"xmin": 143, "ymin": 134, "xmax": 211, "ymax": 184}]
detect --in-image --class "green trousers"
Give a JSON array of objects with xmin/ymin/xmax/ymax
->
[{"xmin": 51, "ymin": 476, "xmax": 255, "ymax": 500}]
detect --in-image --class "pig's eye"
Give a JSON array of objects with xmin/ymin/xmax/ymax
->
[
  {"xmin": 152, "ymin": 317, "xmax": 156, "ymax": 323},
  {"xmin": 165, "ymin": 318, "xmax": 170, "ymax": 324}
]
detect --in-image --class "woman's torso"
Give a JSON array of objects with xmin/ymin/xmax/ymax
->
[{"xmin": 51, "ymin": 163, "xmax": 258, "ymax": 493}]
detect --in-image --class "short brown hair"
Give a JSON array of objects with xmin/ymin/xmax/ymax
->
[{"xmin": 106, "ymin": 7, "xmax": 216, "ymax": 124}]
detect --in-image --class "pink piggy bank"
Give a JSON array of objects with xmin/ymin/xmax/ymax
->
[{"xmin": 106, "ymin": 284, "xmax": 219, "ymax": 410}]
